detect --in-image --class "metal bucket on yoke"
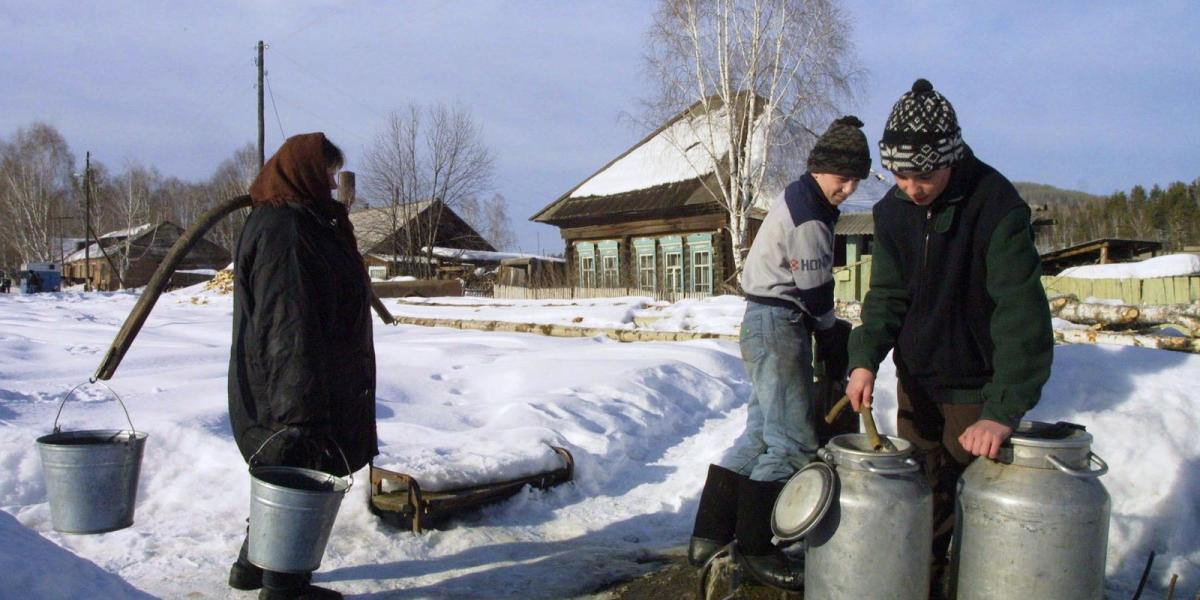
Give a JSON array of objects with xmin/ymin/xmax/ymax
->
[
  {"xmin": 36, "ymin": 382, "xmax": 147, "ymax": 534},
  {"xmin": 246, "ymin": 429, "xmax": 353, "ymax": 574}
]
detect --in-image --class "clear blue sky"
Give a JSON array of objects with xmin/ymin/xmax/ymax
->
[{"xmin": 1, "ymin": 1, "xmax": 1196, "ymax": 253}]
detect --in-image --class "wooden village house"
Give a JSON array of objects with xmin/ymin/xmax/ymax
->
[
  {"xmin": 62, "ymin": 222, "xmax": 230, "ymax": 291},
  {"xmin": 530, "ymin": 97, "xmax": 881, "ymax": 302},
  {"xmin": 348, "ymin": 200, "xmax": 496, "ymax": 281},
  {"xmin": 530, "ymin": 98, "xmax": 766, "ymax": 301}
]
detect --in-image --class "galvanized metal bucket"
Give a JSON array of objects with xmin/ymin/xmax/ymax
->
[
  {"xmin": 246, "ymin": 430, "xmax": 353, "ymax": 574},
  {"xmin": 36, "ymin": 382, "xmax": 147, "ymax": 534}
]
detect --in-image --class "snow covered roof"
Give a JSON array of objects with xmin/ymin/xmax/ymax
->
[
  {"xmin": 100, "ymin": 223, "xmax": 154, "ymax": 240},
  {"xmin": 569, "ymin": 106, "xmax": 754, "ymax": 198},
  {"xmin": 422, "ymin": 246, "xmax": 564, "ymax": 263},
  {"xmin": 63, "ymin": 222, "xmax": 182, "ymax": 263},
  {"xmin": 64, "ymin": 242, "xmax": 105, "ymax": 263},
  {"xmin": 1058, "ymin": 253, "xmax": 1200, "ymax": 279},
  {"xmin": 532, "ymin": 95, "xmax": 768, "ymax": 225}
]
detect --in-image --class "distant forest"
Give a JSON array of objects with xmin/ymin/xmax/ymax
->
[{"xmin": 1014, "ymin": 179, "xmax": 1200, "ymax": 253}]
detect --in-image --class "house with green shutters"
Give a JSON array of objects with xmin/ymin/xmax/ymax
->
[
  {"xmin": 529, "ymin": 96, "xmax": 888, "ymax": 302},
  {"xmin": 530, "ymin": 99, "xmax": 767, "ymax": 301}
]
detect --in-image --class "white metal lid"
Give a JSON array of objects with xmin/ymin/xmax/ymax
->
[{"xmin": 771, "ymin": 461, "xmax": 835, "ymax": 542}]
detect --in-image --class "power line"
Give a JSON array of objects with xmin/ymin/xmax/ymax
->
[
  {"xmin": 264, "ymin": 70, "xmax": 287, "ymax": 141},
  {"xmin": 270, "ymin": 46, "xmax": 390, "ymax": 122}
]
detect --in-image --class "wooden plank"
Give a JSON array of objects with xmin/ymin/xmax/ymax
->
[
  {"xmin": 559, "ymin": 213, "xmax": 726, "ymax": 241},
  {"xmin": 1144, "ymin": 278, "xmax": 1168, "ymax": 304},
  {"xmin": 1173, "ymin": 277, "xmax": 1190, "ymax": 304}
]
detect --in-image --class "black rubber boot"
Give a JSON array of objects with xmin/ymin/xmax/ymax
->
[
  {"xmin": 688, "ymin": 464, "xmax": 743, "ymax": 567},
  {"xmin": 229, "ymin": 537, "xmax": 264, "ymax": 591},
  {"xmin": 259, "ymin": 571, "xmax": 342, "ymax": 600},
  {"xmin": 735, "ymin": 477, "xmax": 804, "ymax": 592}
]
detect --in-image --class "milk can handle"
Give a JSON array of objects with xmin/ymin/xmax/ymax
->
[
  {"xmin": 52, "ymin": 381, "xmax": 136, "ymax": 435},
  {"xmin": 1046, "ymin": 452, "xmax": 1108, "ymax": 478},
  {"xmin": 248, "ymin": 428, "xmax": 355, "ymax": 492},
  {"xmin": 861, "ymin": 457, "xmax": 920, "ymax": 475}
]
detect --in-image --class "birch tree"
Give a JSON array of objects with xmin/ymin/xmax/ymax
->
[
  {"xmin": 0, "ymin": 122, "xmax": 75, "ymax": 264},
  {"xmin": 458, "ymin": 192, "xmax": 517, "ymax": 252},
  {"xmin": 363, "ymin": 102, "xmax": 494, "ymax": 277},
  {"xmin": 642, "ymin": 0, "xmax": 860, "ymax": 282},
  {"xmin": 205, "ymin": 143, "xmax": 258, "ymax": 255},
  {"xmin": 109, "ymin": 163, "xmax": 163, "ymax": 282}
]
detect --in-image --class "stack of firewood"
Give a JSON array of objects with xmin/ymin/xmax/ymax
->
[
  {"xmin": 203, "ymin": 268, "xmax": 234, "ymax": 295},
  {"xmin": 1048, "ymin": 295, "xmax": 1200, "ymax": 353}
]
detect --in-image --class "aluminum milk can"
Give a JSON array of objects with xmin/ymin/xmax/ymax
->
[
  {"xmin": 774, "ymin": 433, "xmax": 932, "ymax": 600},
  {"xmin": 951, "ymin": 421, "xmax": 1110, "ymax": 600}
]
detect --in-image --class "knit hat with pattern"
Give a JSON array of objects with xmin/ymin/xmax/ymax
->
[
  {"xmin": 879, "ymin": 79, "xmax": 964, "ymax": 172},
  {"xmin": 807, "ymin": 115, "xmax": 871, "ymax": 180}
]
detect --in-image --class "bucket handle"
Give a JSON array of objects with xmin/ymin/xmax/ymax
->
[
  {"xmin": 1046, "ymin": 452, "xmax": 1108, "ymax": 478},
  {"xmin": 248, "ymin": 427, "xmax": 355, "ymax": 493},
  {"xmin": 861, "ymin": 457, "xmax": 921, "ymax": 475},
  {"xmin": 52, "ymin": 381, "xmax": 136, "ymax": 435}
]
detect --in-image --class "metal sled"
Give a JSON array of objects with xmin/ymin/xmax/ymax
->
[{"xmin": 368, "ymin": 445, "xmax": 575, "ymax": 533}]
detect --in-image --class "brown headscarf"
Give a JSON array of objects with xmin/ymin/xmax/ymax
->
[
  {"xmin": 250, "ymin": 132, "xmax": 337, "ymax": 208},
  {"xmin": 249, "ymin": 132, "xmax": 359, "ymax": 246}
]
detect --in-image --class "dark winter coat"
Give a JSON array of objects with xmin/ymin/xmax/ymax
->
[
  {"xmin": 228, "ymin": 133, "xmax": 377, "ymax": 475},
  {"xmin": 847, "ymin": 148, "xmax": 1054, "ymax": 427}
]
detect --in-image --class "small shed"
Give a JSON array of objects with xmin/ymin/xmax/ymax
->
[{"xmin": 1039, "ymin": 238, "xmax": 1163, "ymax": 275}]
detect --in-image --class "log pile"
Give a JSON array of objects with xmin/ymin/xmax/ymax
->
[
  {"xmin": 203, "ymin": 268, "xmax": 234, "ymax": 295},
  {"xmin": 1048, "ymin": 295, "xmax": 1200, "ymax": 353}
]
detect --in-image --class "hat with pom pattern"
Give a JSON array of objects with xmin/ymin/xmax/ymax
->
[{"xmin": 879, "ymin": 79, "xmax": 964, "ymax": 172}]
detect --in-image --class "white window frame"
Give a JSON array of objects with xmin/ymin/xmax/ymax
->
[
  {"xmin": 664, "ymin": 251, "xmax": 683, "ymax": 293},
  {"xmin": 691, "ymin": 249, "xmax": 712, "ymax": 293},
  {"xmin": 580, "ymin": 255, "xmax": 596, "ymax": 288}
]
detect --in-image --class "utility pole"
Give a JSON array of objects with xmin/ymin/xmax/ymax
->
[
  {"xmin": 257, "ymin": 40, "xmax": 265, "ymax": 170},
  {"xmin": 84, "ymin": 151, "xmax": 92, "ymax": 292}
]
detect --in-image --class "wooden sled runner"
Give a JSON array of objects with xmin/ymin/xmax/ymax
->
[{"xmin": 368, "ymin": 445, "xmax": 575, "ymax": 533}]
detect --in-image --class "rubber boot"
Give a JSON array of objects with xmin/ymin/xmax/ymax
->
[
  {"xmin": 688, "ymin": 464, "xmax": 743, "ymax": 567},
  {"xmin": 229, "ymin": 536, "xmax": 263, "ymax": 590},
  {"xmin": 259, "ymin": 571, "xmax": 342, "ymax": 600},
  {"xmin": 735, "ymin": 477, "xmax": 804, "ymax": 592}
]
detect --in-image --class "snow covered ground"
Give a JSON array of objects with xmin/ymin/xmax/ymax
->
[{"xmin": 0, "ymin": 290, "xmax": 1197, "ymax": 598}]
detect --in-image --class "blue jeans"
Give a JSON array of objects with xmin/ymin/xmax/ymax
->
[{"xmin": 721, "ymin": 302, "xmax": 818, "ymax": 482}]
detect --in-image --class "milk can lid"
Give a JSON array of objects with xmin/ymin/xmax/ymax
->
[{"xmin": 771, "ymin": 461, "xmax": 835, "ymax": 542}]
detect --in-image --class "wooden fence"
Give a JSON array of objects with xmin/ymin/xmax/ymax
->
[
  {"xmin": 1040, "ymin": 275, "xmax": 1200, "ymax": 305},
  {"xmin": 493, "ymin": 285, "xmax": 712, "ymax": 303}
]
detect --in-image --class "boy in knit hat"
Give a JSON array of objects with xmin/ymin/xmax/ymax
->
[
  {"xmin": 688, "ymin": 115, "xmax": 870, "ymax": 591},
  {"xmin": 845, "ymin": 79, "xmax": 1053, "ymax": 593}
]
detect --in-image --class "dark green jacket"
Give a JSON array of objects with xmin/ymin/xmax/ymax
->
[{"xmin": 847, "ymin": 149, "xmax": 1053, "ymax": 426}]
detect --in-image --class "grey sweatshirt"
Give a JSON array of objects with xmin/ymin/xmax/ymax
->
[{"xmin": 740, "ymin": 174, "xmax": 839, "ymax": 331}]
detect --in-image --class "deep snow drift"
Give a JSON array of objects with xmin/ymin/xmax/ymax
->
[{"xmin": 0, "ymin": 290, "xmax": 1196, "ymax": 599}]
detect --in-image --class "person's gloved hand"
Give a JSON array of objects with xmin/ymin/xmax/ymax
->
[{"xmin": 813, "ymin": 319, "xmax": 852, "ymax": 380}]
